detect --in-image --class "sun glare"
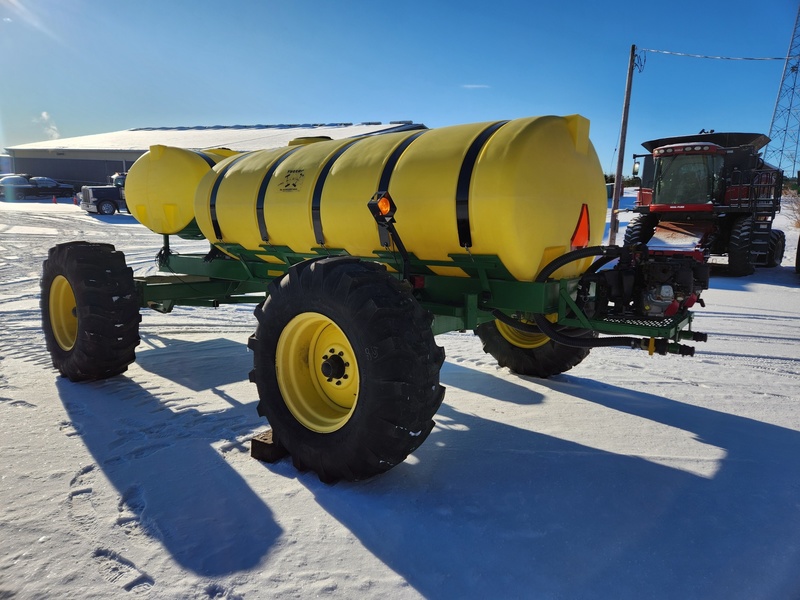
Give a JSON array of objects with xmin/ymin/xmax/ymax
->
[{"xmin": 0, "ymin": 0, "xmax": 59, "ymax": 41}]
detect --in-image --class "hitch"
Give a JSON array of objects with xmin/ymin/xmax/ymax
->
[{"xmin": 640, "ymin": 337, "xmax": 696, "ymax": 356}]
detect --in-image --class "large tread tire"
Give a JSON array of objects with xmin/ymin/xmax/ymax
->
[
  {"xmin": 475, "ymin": 320, "xmax": 593, "ymax": 378},
  {"xmin": 796, "ymin": 241, "xmax": 800, "ymax": 275},
  {"xmin": 766, "ymin": 229, "xmax": 785, "ymax": 268},
  {"xmin": 727, "ymin": 216, "xmax": 755, "ymax": 276},
  {"xmin": 41, "ymin": 242, "xmax": 141, "ymax": 381},
  {"xmin": 623, "ymin": 214, "xmax": 660, "ymax": 246},
  {"xmin": 248, "ymin": 256, "xmax": 445, "ymax": 482}
]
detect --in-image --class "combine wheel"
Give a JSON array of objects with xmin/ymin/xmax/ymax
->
[
  {"xmin": 41, "ymin": 242, "xmax": 141, "ymax": 381},
  {"xmin": 249, "ymin": 256, "xmax": 445, "ymax": 482},
  {"xmin": 475, "ymin": 319, "xmax": 593, "ymax": 378},
  {"xmin": 727, "ymin": 216, "xmax": 755, "ymax": 276},
  {"xmin": 796, "ymin": 242, "xmax": 800, "ymax": 275},
  {"xmin": 623, "ymin": 214, "xmax": 659, "ymax": 246},
  {"xmin": 766, "ymin": 229, "xmax": 785, "ymax": 268}
]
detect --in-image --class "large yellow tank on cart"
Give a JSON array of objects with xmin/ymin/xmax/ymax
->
[{"xmin": 126, "ymin": 115, "xmax": 607, "ymax": 281}]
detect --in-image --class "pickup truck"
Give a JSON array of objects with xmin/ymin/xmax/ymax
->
[{"xmin": 0, "ymin": 175, "xmax": 75, "ymax": 200}]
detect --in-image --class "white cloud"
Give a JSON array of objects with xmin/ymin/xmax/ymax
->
[
  {"xmin": 461, "ymin": 84, "xmax": 490, "ymax": 89},
  {"xmin": 34, "ymin": 111, "xmax": 60, "ymax": 140}
]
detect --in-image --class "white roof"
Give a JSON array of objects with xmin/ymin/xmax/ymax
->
[{"xmin": 7, "ymin": 122, "xmax": 423, "ymax": 153}]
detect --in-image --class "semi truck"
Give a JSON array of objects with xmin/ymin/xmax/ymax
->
[
  {"xmin": 40, "ymin": 115, "xmax": 710, "ymax": 482},
  {"xmin": 79, "ymin": 172, "xmax": 128, "ymax": 215},
  {"xmin": 626, "ymin": 132, "xmax": 785, "ymax": 275}
]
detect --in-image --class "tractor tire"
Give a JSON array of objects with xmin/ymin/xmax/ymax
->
[
  {"xmin": 248, "ymin": 256, "xmax": 445, "ymax": 482},
  {"xmin": 796, "ymin": 242, "xmax": 800, "ymax": 275},
  {"xmin": 41, "ymin": 242, "xmax": 141, "ymax": 381},
  {"xmin": 766, "ymin": 229, "xmax": 786, "ymax": 268},
  {"xmin": 475, "ymin": 319, "xmax": 593, "ymax": 378},
  {"xmin": 727, "ymin": 216, "xmax": 755, "ymax": 276},
  {"xmin": 623, "ymin": 214, "xmax": 659, "ymax": 246}
]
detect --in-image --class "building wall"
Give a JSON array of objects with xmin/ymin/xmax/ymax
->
[{"xmin": 10, "ymin": 152, "xmax": 144, "ymax": 188}]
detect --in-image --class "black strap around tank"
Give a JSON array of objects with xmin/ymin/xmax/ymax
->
[
  {"xmin": 255, "ymin": 147, "xmax": 301, "ymax": 242},
  {"xmin": 312, "ymin": 138, "xmax": 366, "ymax": 246},
  {"xmin": 377, "ymin": 130, "xmax": 428, "ymax": 193},
  {"xmin": 373, "ymin": 130, "xmax": 429, "ymax": 246},
  {"xmin": 208, "ymin": 154, "xmax": 249, "ymax": 241},
  {"xmin": 455, "ymin": 120, "xmax": 509, "ymax": 248},
  {"xmin": 190, "ymin": 150, "xmax": 217, "ymax": 169}
]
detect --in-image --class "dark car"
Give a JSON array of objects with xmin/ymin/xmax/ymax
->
[{"xmin": 0, "ymin": 175, "xmax": 74, "ymax": 200}]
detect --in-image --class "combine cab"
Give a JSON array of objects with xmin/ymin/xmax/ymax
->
[
  {"xmin": 41, "ymin": 115, "xmax": 711, "ymax": 482},
  {"xmin": 627, "ymin": 132, "xmax": 785, "ymax": 275}
]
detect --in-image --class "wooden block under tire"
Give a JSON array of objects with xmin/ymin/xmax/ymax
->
[{"xmin": 250, "ymin": 429, "xmax": 289, "ymax": 463}]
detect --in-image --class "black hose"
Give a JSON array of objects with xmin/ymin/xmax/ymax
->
[
  {"xmin": 533, "ymin": 245, "xmax": 617, "ymax": 284},
  {"xmin": 495, "ymin": 245, "xmax": 646, "ymax": 350}
]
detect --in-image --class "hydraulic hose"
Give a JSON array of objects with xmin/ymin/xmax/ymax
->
[{"xmin": 495, "ymin": 245, "xmax": 649, "ymax": 350}]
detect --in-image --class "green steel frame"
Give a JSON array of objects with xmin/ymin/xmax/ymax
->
[{"xmin": 135, "ymin": 236, "xmax": 696, "ymax": 345}]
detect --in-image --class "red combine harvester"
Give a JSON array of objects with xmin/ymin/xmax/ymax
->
[{"xmin": 626, "ymin": 132, "xmax": 785, "ymax": 275}]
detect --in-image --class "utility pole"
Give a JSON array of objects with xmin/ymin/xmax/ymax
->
[{"xmin": 609, "ymin": 44, "xmax": 636, "ymax": 246}]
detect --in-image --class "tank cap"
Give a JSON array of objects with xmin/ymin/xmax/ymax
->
[{"xmin": 288, "ymin": 136, "xmax": 333, "ymax": 146}]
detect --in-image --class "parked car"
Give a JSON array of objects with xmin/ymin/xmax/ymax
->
[
  {"xmin": 79, "ymin": 173, "xmax": 127, "ymax": 215},
  {"xmin": 0, "ymin": 175, "xmax": 74, "ymax": 200}
]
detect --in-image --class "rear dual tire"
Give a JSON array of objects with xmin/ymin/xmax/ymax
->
[
  {"xmin": 766, "ymin": 229, "xmax": 785, "ymax": 268},
  {"xmin": 727, "ymin": 216, "xmax": 755, "ymax": 276}
]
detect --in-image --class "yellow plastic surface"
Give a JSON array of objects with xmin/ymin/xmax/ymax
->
[
  {"xmin": 126, "ymin": 146, "xmax": 233, "ymax": 235},
  {"xmin": 130, "ymin": 115, "xmax": 607, "ymax": 281}
]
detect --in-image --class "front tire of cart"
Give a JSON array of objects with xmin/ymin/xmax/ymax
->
[
  {"xmin": 475, "ymin": 319, "xmax": 594, "ymax": 378},
  {"xmin": 41, "ymin": 242, "xmax": 141, "ymax": 382},
  {"xmin": 248, "ymin": 256, "xmax": 445, "ymax": 483}
]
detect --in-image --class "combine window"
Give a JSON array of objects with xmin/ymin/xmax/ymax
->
[{"xmin": 653, "ymin": 154, "xmax": 724, "ymax": 205}]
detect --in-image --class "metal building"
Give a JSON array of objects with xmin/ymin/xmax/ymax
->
[{"xmin": 3, "ymin": 122, "xmax": 423, "ymax": 189}]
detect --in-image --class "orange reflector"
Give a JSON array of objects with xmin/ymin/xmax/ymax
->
[
  {"xmin": 377, "ymin": 196, "xmax": 392, "ymax": 216},
  {"xmin": 570, "ymin": 203, "xmax": 591, "ymax": 251}
]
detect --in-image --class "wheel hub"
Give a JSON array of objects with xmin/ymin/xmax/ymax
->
[
  {"xmin": 276, "ymin": 312, "xmax": 360, "ymax": 433},
  {"xmin": 320, "ymin": 352, "xmax": 348, "ymax": 381}
]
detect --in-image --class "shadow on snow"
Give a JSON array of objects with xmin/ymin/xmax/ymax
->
[
  {"xmin": 56, "ymin": 332, "xmax": 800, "ymax": 597},
  {"xmin": 56, "ymin": 336, "xmax": 280, "ymax": 577},
  {"xmin": 277, "ymin": 362, "xmax": 800, "ymax": 600}
]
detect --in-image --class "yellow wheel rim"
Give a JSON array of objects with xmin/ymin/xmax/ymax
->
[
  {"xmin": 49, "ymin": 275, "xmax": 78, "ymax": 351},
  {"xmin": 495, "ymin": 316, "xmax": 555, "ymax": 349},
  {"xmin": 276, "ymin": 312, "xmax": 360, "ymax": 433}
]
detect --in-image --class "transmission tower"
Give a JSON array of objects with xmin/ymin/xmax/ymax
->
[{"xmin": 765, "ymin": 5, "xmax": 800, "ymax": 179}]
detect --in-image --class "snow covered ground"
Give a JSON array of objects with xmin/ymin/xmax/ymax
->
[{"xmin": 1, "ymin": 196, "xmax": 799, "ymax": 599}]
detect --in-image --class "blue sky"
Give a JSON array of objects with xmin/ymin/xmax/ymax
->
[{"xmin": 1, "ymin": 0, "xmax": 797, "ymax": 174}]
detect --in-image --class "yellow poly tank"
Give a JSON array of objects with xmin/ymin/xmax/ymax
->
[
  {"xmin": 126, "ymin": 145, "xmax": 237, "ymax": 236},
  {"xmin": 130, "ymin": 116, "xmax": 607, "ymax": 281}
]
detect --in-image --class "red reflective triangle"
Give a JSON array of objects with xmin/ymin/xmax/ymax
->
[{"xmin": 570, "ymin": 203, "xmax": 591, "ymax": 251}]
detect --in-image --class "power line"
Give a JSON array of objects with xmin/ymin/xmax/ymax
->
[{"xmin": 641, "ymin": 48, "xmax": 794, "ymax": 61}]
